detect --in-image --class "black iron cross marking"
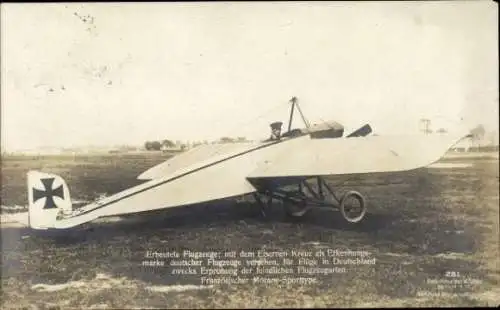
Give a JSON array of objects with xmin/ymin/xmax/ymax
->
[{"xmin": 32, "ymin": 178, "xmax": 64, "ymax": 209}]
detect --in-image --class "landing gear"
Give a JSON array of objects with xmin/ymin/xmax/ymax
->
[
  {"xmin": 253, "ymin": 176, "xmax": 368, "ymax": 224},
  {"xmin": 283, "ymin": 197, "xmax": 310, "ymax": 218}
]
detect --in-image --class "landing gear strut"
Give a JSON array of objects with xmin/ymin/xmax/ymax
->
[
  {"xmin": 253, "ymin": 191, "xmax": 273, "ymax": 218},
  {"xmin": 254, "ymin": 176, "xmax": 367, "ymax": 224}
]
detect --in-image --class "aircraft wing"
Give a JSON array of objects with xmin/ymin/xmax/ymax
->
[
  {"xmin": 48, "ymin": 163, "xmax": 258, "ymax": 229},
  {"xmin": 138, "ymin": 142, "xmax": 262, "ymax": 180},
  {"xmin": 247, "ymin": 133, "xmax": 467, "ymax": 178}
]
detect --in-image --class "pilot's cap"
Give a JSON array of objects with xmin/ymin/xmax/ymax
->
[{"xmin": 270, "ymin": 122, "xmax": 283, "ymax": 130}]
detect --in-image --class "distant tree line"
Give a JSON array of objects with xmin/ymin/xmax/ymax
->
[
  {"xmin": 469, "ymin": 124, "xmax": 487, "ymax": 147},
  {"xmin": 144, "ymin": 136, "xmax": 251, "ymax": 151},
  {"xmin": 144, "ymin": 139, "xmax": 175, "ymax": 151}
]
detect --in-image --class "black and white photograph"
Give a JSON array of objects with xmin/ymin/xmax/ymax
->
[{"xmin": 1, "ymin": 1, "xmax": 499, "ymax": 308}]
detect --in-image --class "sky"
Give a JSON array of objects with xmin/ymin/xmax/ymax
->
[{"xmin": 1, "ymin": 1, "xmax": 498, "ymax": 151}]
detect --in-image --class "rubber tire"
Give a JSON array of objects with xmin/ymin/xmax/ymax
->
[{"xmin": 339, "ymin": 191, "xmax": 367, "ymax": 223}]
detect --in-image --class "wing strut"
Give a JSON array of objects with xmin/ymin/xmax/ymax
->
[{"xmin": 287, "ymin": 97, "xmax": 296, "ymax": 132}]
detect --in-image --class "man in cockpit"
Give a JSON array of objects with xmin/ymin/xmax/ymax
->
[{"xmin": 270, "ymin": 121, "xmax": 283, "ymax": 141}]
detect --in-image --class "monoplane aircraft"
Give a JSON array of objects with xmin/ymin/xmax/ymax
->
[{"xmin": 27, "ymin": 97, "xmax": 467, "ymax": 230}]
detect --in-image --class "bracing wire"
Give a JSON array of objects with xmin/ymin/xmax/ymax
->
[
  {"xmin": 225, "ymin": 99, "xmax": 291, "ymax": 137},
  {"xmin": 190, "ymin": 98, "xmax": 293, "ymax": 159},
  {"xmin": 294, "ymin": 99, "xmax": 311, "ymax": 129}
]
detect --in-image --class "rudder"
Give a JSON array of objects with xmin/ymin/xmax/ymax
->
[{"xmin": 27, "ymin": 171, "xmax": 73, "ymax": 229}]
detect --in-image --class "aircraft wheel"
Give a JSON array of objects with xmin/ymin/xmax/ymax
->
[{"xmin": 339, "ymin": 191, "xmax": 367, "ymax": 223}]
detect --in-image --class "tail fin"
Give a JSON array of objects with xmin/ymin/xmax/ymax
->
[{"xmin": 27, "ymin": 171, "xmax": 73, "ymax": 230}]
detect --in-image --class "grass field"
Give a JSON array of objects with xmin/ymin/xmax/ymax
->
[{"xmin": 1, "ymin": 152, "xmax": 499, "ymax": 308}]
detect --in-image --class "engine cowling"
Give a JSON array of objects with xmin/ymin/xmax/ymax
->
[{"xmin": 306, "ymin": 121, "xmax": 344, "ymax": 139}]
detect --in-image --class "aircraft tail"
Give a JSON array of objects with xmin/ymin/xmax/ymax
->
[{"xmin": 27, "ymin": 171, "xmax": 73, "ymax": 230}]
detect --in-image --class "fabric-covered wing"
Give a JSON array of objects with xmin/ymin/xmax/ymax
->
[
  {"xmin": 138, "ymin": 142, "xmax": 262, "ymax": 180},
  {"xmin": 54, "ymin": 142, "xmax": 279, "ymax": 229},
  {"xmin": 55, "ymin": 153, "xmax": 261, "ymax": 228},
  {"xmin": 248, "ymin": 133, "xmax": 466, "ymax": 178}
]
